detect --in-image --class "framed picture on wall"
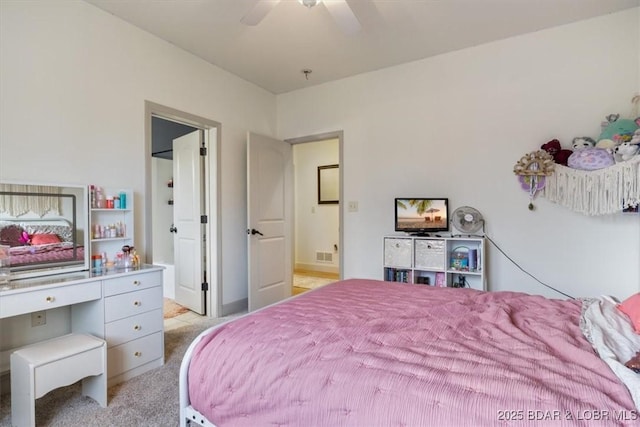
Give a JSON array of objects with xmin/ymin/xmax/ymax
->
[{"xmin": 318, "ymin": 164, "xmax": 339, "ymax": 204}]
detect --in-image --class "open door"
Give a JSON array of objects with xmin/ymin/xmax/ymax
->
[
  {"xmin": 173, "ymin": 130, "xmax": 205, "ymax": 314},
  {"xmin": 247, "ymin": 132, "xmax": 293, "ymax": 311}
]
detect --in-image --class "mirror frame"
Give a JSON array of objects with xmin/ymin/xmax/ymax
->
[
  {"xmin": 317, "ymin": 164, "xmax": 339, "ymax": 205},
  {"xmin": 0, "ymin": 181, "xmax": 90, "ymax": 281}
]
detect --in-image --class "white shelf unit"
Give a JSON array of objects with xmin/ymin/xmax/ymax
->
[
  {"xmin": 383, "ymin": 235, "xmax": 486, "ymax": 291},
  {"xmin": 89, "ymin": 188, "xmax": 134, "ymax": 268}
]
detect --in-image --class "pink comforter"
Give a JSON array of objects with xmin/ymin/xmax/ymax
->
[
  {"xmin": 188, "ymin": 279, "xmax": 637, "ymax": 426},
  {"xmin": 9, "ymin": 242, "xmax": 84, "ymax": 266}
]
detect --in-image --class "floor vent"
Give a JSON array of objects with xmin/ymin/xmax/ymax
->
[{"xmin": 316, "ymin": 251, "xmax": 333, "ymax": 263}]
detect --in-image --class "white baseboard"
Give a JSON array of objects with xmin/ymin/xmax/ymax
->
[{"xmin": 295, "ymin": 263, "xmax": 339, "ymax": 275}]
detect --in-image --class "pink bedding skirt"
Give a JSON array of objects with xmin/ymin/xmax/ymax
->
[{"xmin": 188, "ymin": 279, "xmax": 637, "ymax": 426}]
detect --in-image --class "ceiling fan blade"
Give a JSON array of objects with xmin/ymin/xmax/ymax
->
[
  {"xmin": 324, "ymin": 0, "xmax": 361, "ymax": 35},
  {"xmin": 241, "ymin": 0, "xmax": 281, "ymax": 26}
]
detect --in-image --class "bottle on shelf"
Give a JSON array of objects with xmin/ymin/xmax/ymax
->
[{"xmin": 119, "ymin": 191, "xmax": 127, "ymax": 209}]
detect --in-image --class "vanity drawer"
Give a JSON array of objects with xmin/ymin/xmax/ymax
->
[
  {"xmin": 105, "ymin": 308, "xmax": 163, "ymax": 348},
  {"xmin": 103, "ymin": 271, "xmax": 162, "ymax": 297},
  {"xmin": 107, "ymin": 331, "xmax": 163, "ymax": 377},
  {"xmin": 0, "ymin": 281, "xmax": 101, "ymax": 318},
  {"xmin": 104, "ymin": 286, "xmax": 163, "ymax": 323}
]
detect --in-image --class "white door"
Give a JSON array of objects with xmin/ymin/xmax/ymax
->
[
  {"xmin": 247, "ymin": 132, "xmax": 293, "ymax": 311},
  {"xmin": 173, "ymin": 130, "xmax": 205, "ymax": 314}
]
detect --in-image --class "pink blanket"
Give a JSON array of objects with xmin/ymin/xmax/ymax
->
[
  {"xmin": 188, "ymin": 279, "xmax": 637, "ymax": 426},
  {"xmin": 9, "ymin": 242, "xmax": 84, "ymax": 266}
]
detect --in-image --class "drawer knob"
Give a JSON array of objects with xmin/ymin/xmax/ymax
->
[
  {"xmin": 45, "ymin": 296, "xmax": 55, "ymax": 303},
  {"xmin": 134, "ymin": 325, "xmax": 141, "ymax": 331},
  {"xmin": 134, "ymin": 351, "xmax": 142, "ymax": 357},
  {"xmin": 133, "ymin": 280, "xmax": 141, "ymax": 286},
  {"xmin": 133, "ymin": 301, "xmax": 141, "ymax": 306}
]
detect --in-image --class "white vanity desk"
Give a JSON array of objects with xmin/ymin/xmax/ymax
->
[{"xmin": 0, "ymin": 265, "xmax": 164, "ymax": 387}]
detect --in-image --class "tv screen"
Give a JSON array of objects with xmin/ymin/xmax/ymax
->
[{"xmin": 395, "ymin": 198, "xmax": 449, "ymax": 234}]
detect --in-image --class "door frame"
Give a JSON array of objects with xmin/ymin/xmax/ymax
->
[
  {"xmin": 286, "ymin": 130, "xmax": 344, "ymax": 281},
  {"xmin": 144, "ymin": 101, "xmax": 222, "ymax": 317}
]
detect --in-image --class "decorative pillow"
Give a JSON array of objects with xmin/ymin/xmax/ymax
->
[
  {"xmin": 617, "ymin": 293, "xmax": 640, "ymax": 333},
  {"xmin": 25, "ymin": 224, "xmax": 72, "ymax": 242},
  {"xmin": 30, "ymin": 233, "xmax": 61, "ymax": 245},
  {"xmin": 0, "ymin": 224, "xmax": 26, "ymax": 247},
  {"xmin": 567, "ymin": 147, "xmax": 615, "ymax": 170}
]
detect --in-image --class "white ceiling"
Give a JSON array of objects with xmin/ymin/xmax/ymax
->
[{"xmin": 85, "ymin": 0, "xmax": 640, "ymax": 95}]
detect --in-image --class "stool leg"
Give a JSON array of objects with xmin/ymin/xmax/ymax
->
[
  {"xmin": 80, "ymin": 342, "xmax": 107, "ymax": 407},
  {"xmin": 10, "ymin": 354, "xmax": 36, "ymax": 427}
]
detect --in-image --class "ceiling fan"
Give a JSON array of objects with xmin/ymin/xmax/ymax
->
[{"xmin": 241, "ymin": 0, "xmax": 361, "ymax": 35}]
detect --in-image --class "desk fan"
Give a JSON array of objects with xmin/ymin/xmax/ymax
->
[{"xmin": 451, "ymin": 206, "xmax": 485, "ymax": 236}]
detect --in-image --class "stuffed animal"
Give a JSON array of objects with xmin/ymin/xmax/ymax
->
[
  {"xmin": 572, "ymin": 137, "xmax": 596, "ymax": 150},
  {"xmin": 567, "ymin": 147, "xmax": 615, "ymax": 170},
  {"xmin": 614, "ymin": 141, "xmax": 640, "ymax": 162},
  {"xmin": 596, "ymin": 114, "xmax": 640, "ymax": 148},
  {"xmin": 540, "ymin": 139, "xmax": 572, "ymax": 165},
  {"xmin": 18, "ymin": 231, "xmax": 30, "ymax": 245}
]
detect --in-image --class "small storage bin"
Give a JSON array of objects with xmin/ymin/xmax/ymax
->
[
  {"xmin": 414, "ymin": 239, "xmax": 445, "ymax": 270},
  {"xmin": 384, "ymin": 238, "xmax": 412, "ymax": 268}
]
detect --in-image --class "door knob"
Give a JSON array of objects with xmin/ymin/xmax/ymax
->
[
  {"xmin": 169, "ymin": 224, "xmax": 177, "ymax": 233},
  {"xmin": 248, "ymin": 228, "xmax": 264, "ymax": 236}
]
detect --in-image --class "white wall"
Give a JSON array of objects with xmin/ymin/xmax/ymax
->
[
  {"xmin": 0, "ymin": 0, "xmax": 277, "ymax": 309},
  {"xmin": 278, "ymin": 8, "xmax": 640, "ymax": 299},
  {"xmin": 293, "ymin": 139, "xmax": 339, "ymax": 273},
  {"xmin": 0, "ymin": 1, "xmax": 638, "ymax": 321}
]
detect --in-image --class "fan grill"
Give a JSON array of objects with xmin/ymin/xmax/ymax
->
[{"xmin": 451, "ymin": 206, "xmax": 484, "ymax": 235}]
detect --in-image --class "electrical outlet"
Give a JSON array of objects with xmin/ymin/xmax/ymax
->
[
  {"xmin": 348, "ymin": 201, "xmax": 358, "ymax": 212},
  {"xmin": 31, "ymin": 311, "xmax": 46, "ymax": 327}
]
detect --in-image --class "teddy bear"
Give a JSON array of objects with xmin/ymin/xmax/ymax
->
[{"xmin": 540, "ymin": 139, "xmax": 572, "ymax": 165}]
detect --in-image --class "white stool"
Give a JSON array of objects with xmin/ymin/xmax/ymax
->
[{"xmin": 10, "ymin": 333, "xmax": 107, "ymax": 427}]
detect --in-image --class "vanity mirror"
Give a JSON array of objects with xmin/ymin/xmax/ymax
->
[{"xmin": 0, "ymin": 182, "xmax": 90, "ymax": 280}]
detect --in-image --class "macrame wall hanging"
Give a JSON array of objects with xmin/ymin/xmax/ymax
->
[
  {"xmin": 0, "ymin": 184, "xmax": 61, "ymax": 217},
  {"xmin": 514, "ymin": 94, "xmax": 640, "ymax": 216},
  {"xmin": 542, "ymin": 156, "xmax": 640, "ymax": 216}
]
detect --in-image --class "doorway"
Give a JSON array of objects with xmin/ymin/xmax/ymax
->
[
  {"xmin": 246, "ymin": 131, "xmax": 343, "ymax": 310},
  {"xmin": 144, "ymin": 101, "xmax": 221, "ymax": 318},
  {"xmin": 289, "ymin": 133, "xmax": 342, "ymax": 295}
]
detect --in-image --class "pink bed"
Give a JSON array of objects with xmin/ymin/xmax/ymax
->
[
  {"xmin": 9, "ymin": 242, "xmax": 85, "ymax": 266},
  {"xmin": 0, "ymin": 219, "xmax": 85, "ymax": 268},
  {"xmin": 180, "ymin": 279, "xmax": 638, "ymax": 426}
]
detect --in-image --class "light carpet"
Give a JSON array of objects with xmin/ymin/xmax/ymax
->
[
  {"xmin": 0, "ymin": 316, "xmax": 236, "ymax": 427},
  {"xmin": 293, "ymin": 274, "xmax": 336, "ymax": 290}
]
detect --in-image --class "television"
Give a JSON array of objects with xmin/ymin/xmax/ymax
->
[{"xmin": 395, "ymin": 198, "xmax": 449, "ymax": 235}]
